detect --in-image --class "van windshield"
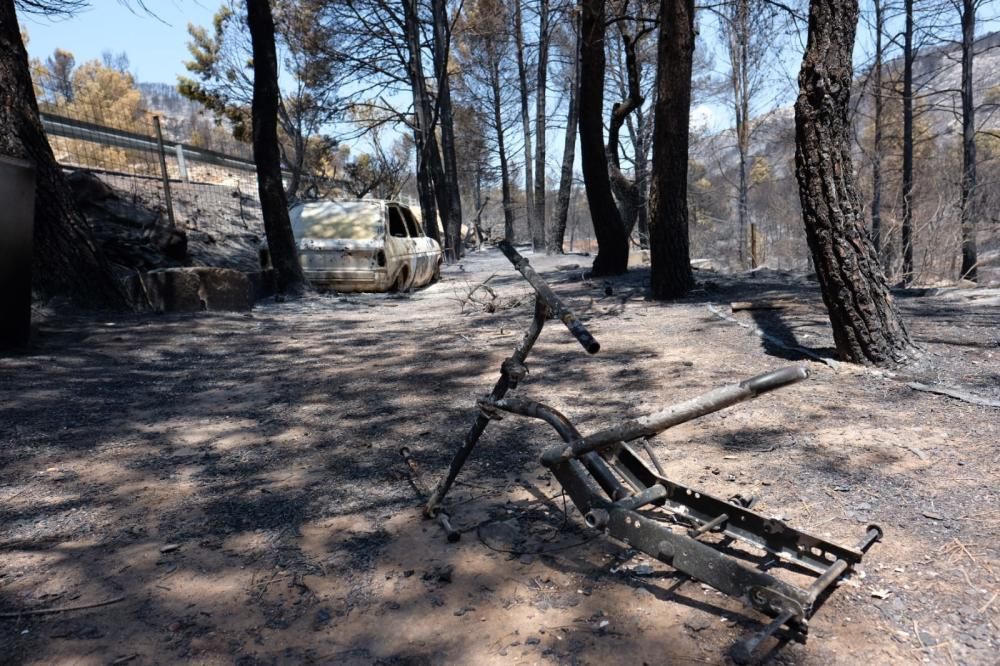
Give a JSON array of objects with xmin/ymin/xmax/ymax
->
[{"xmin": 293, "ymin": 201, "xmax": 383, "ymax": 240}]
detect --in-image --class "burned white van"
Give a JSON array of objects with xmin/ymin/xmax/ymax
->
[{"xmin": 287, "ymin": 199, "xmax": 443, "ymax": 292}]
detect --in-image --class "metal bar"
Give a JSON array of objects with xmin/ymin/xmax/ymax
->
[
  {"xmin": 424, "ymin": 299, "xmax": 549, "ymax": 517},
  {"xmin": 614, "ymin": 484, "xmax": 667, "ymax": 511},
  {"xmin": 613, "ymin": 443, "xmax": 864, "ymax": 572},
  {"xmin": 689, "ymin": 512, "xmax": 729, "ymax": 538},
  {"xmin": 541, "ymin": 366, "xmax": 809, "ymax": 466},
  {"xmin": 400, "ymin": 447, "xmax": 460, "ymax": 542},
  {"xmin": 152, "ymin": 116, "xmax": 176, "ymax": 229},
  {"xmin": 497, "ymin": 241, "xmax": 600, "ymax": 354},
  {"xmin": 175, "ymin": 144, "xmax": 189, "ymax": 183},
  {"xmin": 606, "ymin": 508, "xmax": 812, "ymax": 619},
  {"xmin": 731, "ymin": 610, "xmax": 796, "ymax": 664},
  {"xmin": 480, "ymin": 397, "xmax": 628, "ymax": 500}
]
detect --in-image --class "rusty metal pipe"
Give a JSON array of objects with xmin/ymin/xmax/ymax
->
[
  {"xmin": 424, "ymin": 299, "xmax": 549, "ymax": 517},
  {"xmin": 480, "ymin": 396, "xmax": 629, "ymax": 501},
  {"xmin": 498, "ymin": 241, "xmax": 600, "ymax": 354},
  {"xmin": 541, "ymin": 366, "xmax": 809, "ymax": 466}
]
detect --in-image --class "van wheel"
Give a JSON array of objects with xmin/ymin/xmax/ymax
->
[
  {"xmin": 391, "ymin": 268, "xmax": 410, "ymax": 293},
  {"xmin": 430, "ymin": 261, "xmax": 442, "ymax": 284}
]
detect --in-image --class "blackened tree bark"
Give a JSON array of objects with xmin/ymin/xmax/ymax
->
[
  {"xmin": 579, "ymin": 0, "xmax": 628, "ymax": 275},
  {"xmin": 870, "ymin": 0, "xmax": 884, "ymax": 255},
  {"xmin": 794, "ymin": 0, "xmax": 913, "ymax": 365},
  {"xmin": 607, "ymin": 23, "xmax": 646, "ymax": 239},
  {"xmin": 901, "ymin": 0, "xmax": 914, "ymax": 284},
  {"xmin": 548, "ymin": 11, "xmax": 580, "ymax": 254},
  {"xmin": 247, "ymin": 0, "xmax": 307, "ymax": 295},
  {"xmin": 0, "ymin": 0, "xmax": 127, "ymax": 307},
  {"xmin": 533, "ymin": 0, "xmax": 549, "ymax": 249},
  {"xmin": 490, "ymin": 57, "xmax": 516, "ymax": 242},
  {"xmin": 513, "ymin": 0, "xmax": 541, "ymax": 250},
  {"xmin": 432, "ymin": 0, "xmax": 463, "ymax": 259},
  {"xmin": 412, "ymin": 125, "xmax": 440, "ymax": 242},
  {"xmin": 648, "ymin": 0, "xmax": 695, "ymax": 298},
  {"xmin": 958, "ymin": 0, "xmax": 978, "ymax": 281},
  {"xmin": 403, "ymin": 0, "xmax": 445, "ymax": 243}
]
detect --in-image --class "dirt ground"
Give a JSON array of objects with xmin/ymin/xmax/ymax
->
[{"xmin": 2, "ymin": 249, "xmax": 998, "ymax": 665}]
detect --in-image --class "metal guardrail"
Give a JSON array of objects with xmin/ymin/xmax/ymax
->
[{"xmin": 40, "ymin": 112, "xmax": 259, "ymax": 177}]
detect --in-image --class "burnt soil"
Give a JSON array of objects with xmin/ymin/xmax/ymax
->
[{"xmin": 1, "ymin": 249, "xmax": 998, "ymax": 665}]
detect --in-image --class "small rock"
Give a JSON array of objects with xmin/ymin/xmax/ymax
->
[
  {"xmin": 684, "ymin": 617, "xmax": 712, "ymax": 632},
  {"xmin": 518, "ymin": 554, "xmax": 535, "ymax": 565},
  {"xmin": 526, "ymin": 637, "xmax": 541, "ymax": 645},
  {"xmin": 160, "ymin": 544, "xmax": 180, "ymax": 553}
]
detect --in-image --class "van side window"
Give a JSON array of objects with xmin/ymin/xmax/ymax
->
[
  {"xmin": 387, "ymin": 206, "xmax": 409, "ymax": 238},
  {"xmin": 401, "ymin": 207, "xmax": 422, "ymax": 237}
]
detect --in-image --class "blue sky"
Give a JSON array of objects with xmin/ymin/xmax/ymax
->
[
  {"xmin": 20, "ymin": 1, "xmax": 219, "ymax": 85},
  {"xmin": 18, "ymin": 1, "xmax": 1000, "ymax": 153}
]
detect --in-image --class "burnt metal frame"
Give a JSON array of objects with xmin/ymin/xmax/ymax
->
[{"xmin": 424, "ymin": 243, "xmax": 881, "ymax": 661}]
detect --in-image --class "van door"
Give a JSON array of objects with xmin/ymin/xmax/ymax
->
[
  {"xmin": 400, "ymin": 204, "xmax": 440, "ymax": 284},
  {"xmin": 386, "ymin": 203, "xmax": 417, "ymax": 288}
]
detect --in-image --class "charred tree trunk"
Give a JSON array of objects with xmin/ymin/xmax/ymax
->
[
  {"xmin": 959, "ymin": 0, "xmax": 978, "ymax": 282},
  {"xmin": 608, "ymin": 25, "xmax": 644, "ymax": 239},
  {"xmin": 729, "ymin": 0, "xmax": 753, "ymax": 268},
  {"xmin": 432, "ymin": 0, "xmax": 463, "ymax": 260},
  {"xmin": 648, "ymin": 0, "xmax": 695, "ymax": 298},
  {"xmin": 490, "ymin": 58, "xmax": 516, "ymax": 243},
  {"xmin": 901, "ymin": 0, "xmax": 914, "ymax": 284},
  {"xmin": 634, "ymin": 108, "xmax": 650, "ymax": 249},
  {"xmin": 413, "ymin": 125, "xmax": 440, "ymax": 242},
  {"xmin": 580, "ymin": 0, "xmax": 628, "ymax": 275},
  {"xmin": 247, "ymin": 0, "xmax": 307, "ymax": 295},
  {"xmin": 533, "ymin": 0, "xmax": 549, "ymax": 249},
  {"xmin": 403, "ymin": 0, "xmax": 446, "ymax": 243},
  {"xmin": 794, "ymin": 0, "xmax": 913, "ymax": 365},
  {"xmin": 513, "ymin": 1, "xmax": 540, "ymax": 250},
  {"xmin": 870, "ymin": 0, "xmax": 884, "ymax": 255},
  {"xmin": 0, "ymin": 0, "xmax": 126, "ymax": 307},
  {"xmin": 548, "ymin": 11, "xmax": 580, "ymax": 254}
]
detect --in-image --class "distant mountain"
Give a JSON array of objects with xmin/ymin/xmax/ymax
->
[
  {"xmin": 694, "ymin": 31, "xmax": 1000, "ymax": 178},
  {"xmin": 138, "ymin": 82, "xmax": 211, "ymax": 144}
]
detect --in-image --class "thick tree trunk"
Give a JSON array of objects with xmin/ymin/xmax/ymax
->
[
  {"xmin": 870, "ymin": 0, "xmax": 883, "ymax": 255},
  {"xmin": 901, "ymin": 0, "xmax": 914, "ymax": 284},
  {"xmin": 648, "ymin": 0, "xmax": 695, "ymax": 298},
  {"xmin": 579, "ymin": 0, "xmax": 628, "ymax": 275},
  {"xmin": 0, "ymin": 0, "xmax": 126, "ymax": 308},
  {"xmin": 432, "ymin": 0, "xmax": 463, "ymax": 260},
  {"xmin": 794, "ymin": 0, "xmax": 912, "ymax": 366},
  {"xmin": 959, "ymin": 0, "xmax": 978, "ymax": 282},
  {"xmin": 533, "ymin": 0, "xmax": 549, "ymax": 249},
  {"xmin": 413, "ymin": 126, "xmax": 440, "ymax": 242},
  {"xmin": 490, "ymin": 59, "xmax": 515, "ymax": 243},
  {"xmin": 403, "ymin": 0, "xmax": 447, "ymax": 244},
  {"xmin": 548, "ymin": 13, "xmax": 580, "ymax": 255},
  {"xmin": 513, "ymin": 1, "xmax": 540, "ymax": 250},
  {"xmin": 247, "ymin": 0, "xmax": 307, "ymax": 295}
]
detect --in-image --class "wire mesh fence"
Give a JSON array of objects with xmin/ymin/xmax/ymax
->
[{"xmin": 34, "ymin": 74, "xmax": 265, "ymax": 244}]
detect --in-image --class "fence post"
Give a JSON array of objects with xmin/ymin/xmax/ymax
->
[
  {"xmin": 152, "ymin": 116, "xmax": 176, "ymax": 229},
  {"xmin": 175, "ymin": 144, "xmax": 189, "ymax": 183}
]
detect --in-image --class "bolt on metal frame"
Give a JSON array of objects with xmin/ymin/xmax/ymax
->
[{"xmin": 424, "ymin": 242, "xmax": 881, "ymax": 661}]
